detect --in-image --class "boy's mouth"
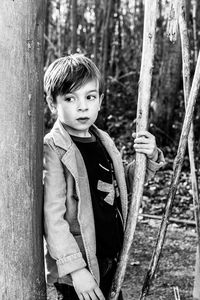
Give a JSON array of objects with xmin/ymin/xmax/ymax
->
[{"xmin": 77, "ymin": 117, "xmax": 89, "ymax": 123}]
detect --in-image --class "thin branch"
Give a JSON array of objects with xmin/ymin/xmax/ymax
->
[
  {"xmin": 167, "ymin": 0, "xmax": 180, "ymax": 43},
  {"xmin": 44, "ymin": 33, "xmax": 59, "ymax": 57},
  {"xmin": 179, "ymin": 0, "xmax": 200, "ymax": 258},
  {"xmin": 140, "ymin": 213, "xmax": 196, "ymax": 226},
  {"xmin": 173, "ymin": 286, "xmax": 181, "ymax": 300},
  {"xmin": 192, "ymin": 0, "xmax": 198, "ymax": 63},
  {"xmin": 108, "ymin": 1, "xmax": 158, "ymax": 299}
]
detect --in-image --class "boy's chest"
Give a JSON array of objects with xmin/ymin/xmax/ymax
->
[{"xmin": 73, "ymin": 140, "xmax": 116, "ymax": 207}]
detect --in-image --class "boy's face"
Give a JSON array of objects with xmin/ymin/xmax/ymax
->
[{"xmin": 50, "ymin": 79, "xmax": 103, "ymax": 137}]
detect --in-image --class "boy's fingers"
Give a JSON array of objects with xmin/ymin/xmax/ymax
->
[
  {"xmin": 94, "ymin": 287, "xmax": 105, "ymax": 300},
  {"xmin": 81, "ymin": 292, "xmax": 90, "ymax": 300},
  {"xmin": 134, "ymin": 144, "xmax": 154, "ymax": 150},
  {"xmin": 135, "ymin": 131, "xmax": 153, "ymax": 139},
  {"xmin": 134, "ymin": 137, "xmax": 150, "ymax": 144},
  {"xmin": 78, "ymin": 293, "xmax": 84, "ymax": 300},
  {"xmin": 89, "ymin": 290, "xmax": 100, "ymax": 300},
  {"xmin": 132, "ymin": 132, "xmax": 136, "ymax": 138}
]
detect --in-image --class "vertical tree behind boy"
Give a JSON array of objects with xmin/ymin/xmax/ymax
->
[
  {"xmin": 0, "ymin": 1, "xmax": 46, "ymax": 299},
  {"xmin": 71, "ymin": 0, "xmax": 78, "ymax": 53}
]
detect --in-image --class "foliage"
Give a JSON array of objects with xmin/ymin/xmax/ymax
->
[{"xmin": 44, "ymin": 0, "xmax": 200, "ymax": 159}]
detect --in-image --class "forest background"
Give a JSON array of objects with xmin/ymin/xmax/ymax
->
[
  {"xmin": 44, "ymin": 0, "xmax": 200, "ymax": 299},
  {"xmin": 44, "ymin": 0, "xmax": 200, "ymax": 221}
]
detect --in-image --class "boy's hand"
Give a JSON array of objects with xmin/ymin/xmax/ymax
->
[
  {"xmin": 132, "ymin": 131, "xmax": 158, "ymax": 161},
  {"xmin": 71, "ymin": 268, "xmax": 105, "ymax": 300}
]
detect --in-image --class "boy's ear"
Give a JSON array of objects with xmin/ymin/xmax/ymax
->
[
  {"xmin": 46, "ymin": 96, "xmax": 57, "ymax": 113},
  {"xmin": 99, "ymin": 93, "xmax": 104, "ymax": 110}
]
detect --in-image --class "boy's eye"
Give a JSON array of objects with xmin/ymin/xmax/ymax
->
[
  {"xmin": 64, "ymin": 96, "xmax": 74, "ymax": 102},
  {"xmin": 87, "ymin": 95, "xmax": 96, "ymax": 101}
]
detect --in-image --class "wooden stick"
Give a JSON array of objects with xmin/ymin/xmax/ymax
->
[
  {"xmin": 44, "ymin": 33, "xmax": 59, "ymax": 57},
  {"xmin": 140, "ymin": 213, "xmax": 196, "ymax": 226},
  {"xmin": 139, "ymin": 47, "xmax": 200, "ymax": 300},
  {"xmin": 192, "ymin": 0, "xmax": 198, "ymax": 63},
  {"xmin": 191, "ymin": 1, "xmax": 200, "ymax": 298},
  {"xmin": 108, "ymin": 1, "xmax": 158, "ymax": 299},
  {"xmin": 167, "ymin": 0, "xmax": 180, "ymax": 43},
  {"xmin": 179, "ymin": 0, "xmax": 200, "ymax": 266},
  {"xmin": 180, "ymin": 4, "xmax": 200, "ymax": 299},
  {"xmin": 173, "ymin": 286, "xmax": 181, "ymax": 300}
]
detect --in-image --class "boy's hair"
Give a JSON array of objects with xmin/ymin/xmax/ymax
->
[{"xmin": 44, "ymin": 54, "xmax": 104, "ymax": 103}]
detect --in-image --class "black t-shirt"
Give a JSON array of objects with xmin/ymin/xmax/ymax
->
[{"xmin": 71, "ymin": 133, "xmax": 124, "ymax": 259}]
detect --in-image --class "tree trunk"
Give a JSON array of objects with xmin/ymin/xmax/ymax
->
[
  {"xmin": 0, "ymin": 1, "xmax": 46, "ymax": 299},
  {"xmin": 150, "ymin": 33, "xmax": 182, "ymax": 142},
  {"xmin": 71, "ymin": 0, "xmax": 78, "ymax": 53},
  {"xmin": 101, "ymin": 0, "xmax": 114, "ymax": 116},
  {"xmin": 94, "ymin": 0, "xmax": 100, "ymax": 65},
  {"xmin": 56, "ymin": 0, "xmax": 61, "ymax": 57}
]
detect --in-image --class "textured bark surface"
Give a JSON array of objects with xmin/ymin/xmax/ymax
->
[{"xmin": 0, "ymin": 1, "xmax": 46, "ymax": 299}]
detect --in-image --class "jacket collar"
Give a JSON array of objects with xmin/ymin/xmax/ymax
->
[
  {"xmin": 51, "ymin": 119, "xmax": 73, "ymax": 151},
  {"xmin": 51, "ymin": 119, "xmax": 111, "ymax": 151}
]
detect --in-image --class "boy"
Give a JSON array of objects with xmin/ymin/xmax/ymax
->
[{"xmin": 43, "ymin": 54, "xmax": 165, "ymax": 300}]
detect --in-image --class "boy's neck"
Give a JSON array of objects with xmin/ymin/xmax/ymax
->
[{"xmin": 61, "ymin": 121, "xmax": 92, "ymax": 138}]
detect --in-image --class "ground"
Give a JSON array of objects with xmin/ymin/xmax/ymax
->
[
  {"xmin": 122, "ymin": 222, "xmax": 197, "ymax": 300},
  {"xmin": 120, "ymin": 161, "xmax": 198, "ymax": 300},
  {"xmin": 47, "ymin": 222, "xmax": 197, "ymax": 300}
]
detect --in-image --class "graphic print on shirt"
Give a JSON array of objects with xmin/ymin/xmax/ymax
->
[{"xmin": 97, "ymin": 180, "xmax": 115, "ymax": 206}]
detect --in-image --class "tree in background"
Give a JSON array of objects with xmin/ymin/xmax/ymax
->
[
  {"xmin": 150, "ymin": 33, "xmax": 182, "ymax": 143},
  {"xmin": 71, "ymin": 0, "xmax": 78, "ymax": 52}
]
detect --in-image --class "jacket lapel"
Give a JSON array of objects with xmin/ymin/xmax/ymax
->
[
  {"xmin": 51, "ymin": 120, "xmax": 87, "ymax": 180},
  {"xmin": 91, "ymin": 126, "xmax": 128, "ymax": 227},
  {"xmin": 50, "ymin": 120, "xmax": 128, "ymax": 227}
]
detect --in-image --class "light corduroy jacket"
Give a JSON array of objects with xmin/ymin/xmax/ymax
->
[{"xmin": 43, "ymin": 120, "xmax": 165, "ymax": 285}]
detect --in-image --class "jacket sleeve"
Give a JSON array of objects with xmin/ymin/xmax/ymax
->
[
  {"xmin": 43, "ymin": 141, "xmax": 87, "ymax": 278},
  {"xmin": 126, "ymin": 148, "xmax": 165, "ymax": 194}
]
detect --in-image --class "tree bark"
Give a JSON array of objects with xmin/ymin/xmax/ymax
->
[
  {"xmin": 108, "ymin": 1, "xmax": 158, "ymax": 299},
  {"xmin": 0, "ymin": 1, "xmax": 46, "ymax": 299}
]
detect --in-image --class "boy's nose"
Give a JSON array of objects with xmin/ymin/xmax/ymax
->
[{"xmin": 77, "ymin": 99, "xmax": 88, "ymax": 111}]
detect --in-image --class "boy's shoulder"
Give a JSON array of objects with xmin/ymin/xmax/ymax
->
[
  {"xmin": 44, "ymin": 131, "xmax": 57, "ymax": 151},
  {"xmin": 44, "ymin": 130, "xmax": 54, "ymax": 144},
  {"xmin": 44, "ymin": 120, "xmax": 72, "ymax": 151},
  {"xmin": 44, "ymin": 130, "xmax": 68, "ymax": 161}
]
